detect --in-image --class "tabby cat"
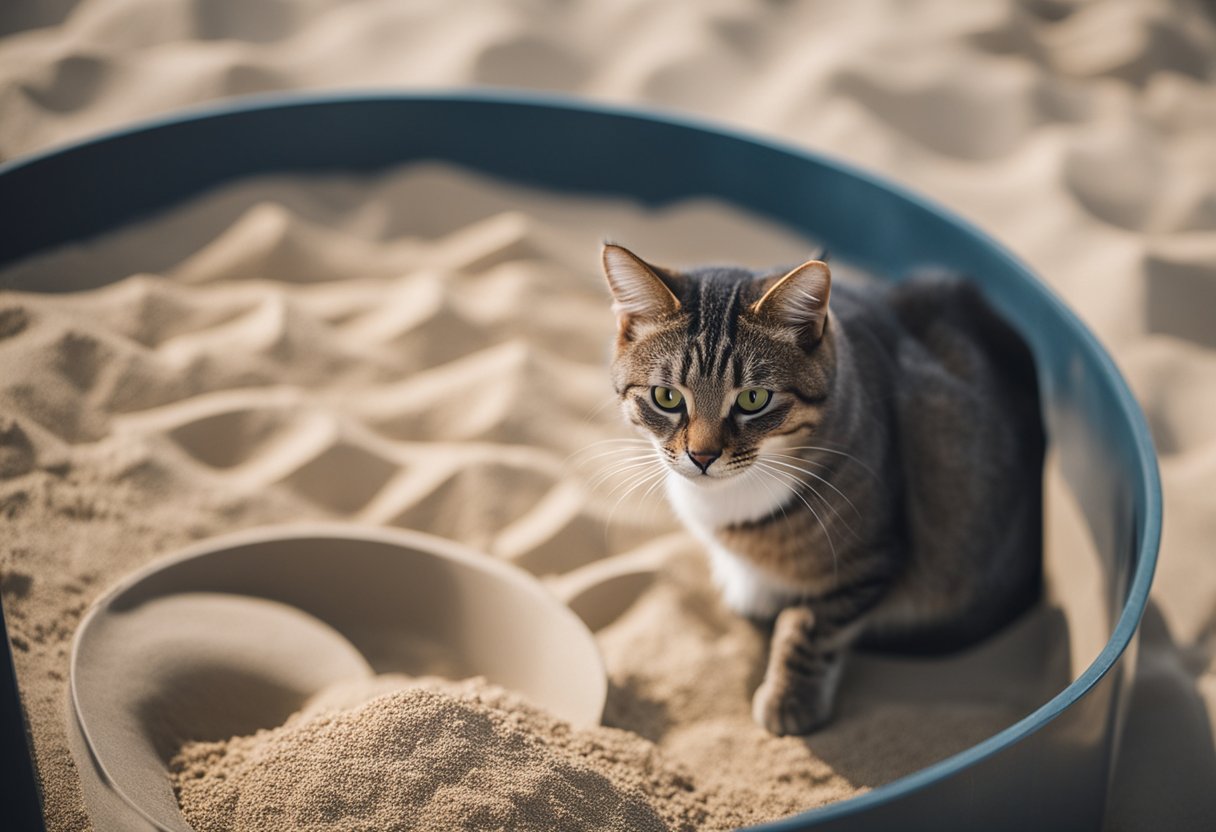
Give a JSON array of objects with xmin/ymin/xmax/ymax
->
[{"xmin": 601, "ymin": 243, "xmax": 1043, "ymax": 736}]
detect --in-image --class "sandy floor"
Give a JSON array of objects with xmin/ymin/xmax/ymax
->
[
  {"xmin": 1, "ymin": 1, "xmax": 1215, "ymax": 830},
  {"xmin": 2, "ymin": 162, "xmax": 1090, "ymax": 829}
]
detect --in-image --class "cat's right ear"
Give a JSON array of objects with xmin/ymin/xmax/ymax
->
[{"xmin": 602, "ymin": 244, "xmax": 680, "ymax": 336}]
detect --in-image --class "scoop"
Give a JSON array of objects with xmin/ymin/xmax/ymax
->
[{"xmin": 67, "ymin": 524, "xmax": 607, "ymax": 832}]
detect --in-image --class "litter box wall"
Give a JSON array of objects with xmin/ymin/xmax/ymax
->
[{"xmin": 0, "ymin": 92, "xmax": 1161, "ymax": 832}]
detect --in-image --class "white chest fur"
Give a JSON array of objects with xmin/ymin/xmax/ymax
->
[{"xmin": 665, "ymin": 470, "xmax": 799, "ymax": 620}]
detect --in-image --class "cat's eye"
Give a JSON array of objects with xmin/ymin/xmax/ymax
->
[
  {"xmin": 735, "ymin": 388, "xmax": 771, "ymax": 413},
  {"xmin": 652, "ymin": 386, "xmax": 685, "ymax": 412}
]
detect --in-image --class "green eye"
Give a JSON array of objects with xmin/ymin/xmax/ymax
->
[
  {"xmin": 736, "ymin": 388, "xmax": 771, "ymax": 413},
  {"xmin": 652, "ymin": 386, "xmax": 685, "ymax": 412}
]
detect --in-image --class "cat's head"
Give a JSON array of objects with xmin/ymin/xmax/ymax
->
[{"xmin": 602, "ymin": 243, "xmax": 835, "ymax": 484}]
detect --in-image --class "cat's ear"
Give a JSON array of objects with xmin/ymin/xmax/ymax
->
[
  {"xmin": 602, "ymin": 244, "xmax": 680, "ymax": 330},
  {"xmin": 751, "ymin": 259, "xmax": 832, "ymax": 343}
]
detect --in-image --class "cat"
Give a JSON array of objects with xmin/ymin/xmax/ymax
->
[{"xmin": 600, "ymin": 243, "xmax": 1044, "ymax": 736}]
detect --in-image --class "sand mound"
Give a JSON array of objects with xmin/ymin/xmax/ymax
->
[{"xmin": 171, "ymin": 677, "xmax": 750, "ymax": 832}]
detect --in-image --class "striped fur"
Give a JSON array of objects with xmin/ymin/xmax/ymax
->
[{"xmin": 603, "ymin": 245, "xmax": 1044, "ymax": 736}]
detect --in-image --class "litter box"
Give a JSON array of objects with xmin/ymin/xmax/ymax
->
[{"xmin": 0, "ymin": 91, "xmax": 1161, "ymax": 831}]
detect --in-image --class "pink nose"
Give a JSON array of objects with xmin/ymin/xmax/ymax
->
[{"xmin": 688, "ymin": 450, "xmax": 720, "ymax": 473}]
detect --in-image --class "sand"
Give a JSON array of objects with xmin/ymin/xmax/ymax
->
[
  {"xmin": 1, "ymin": 1, "xmax": 1214, "ymax": 830},
  {"xmin": 170, "ymin": 676, "xmax": 753, "ymax": 832},
  {"xmin": 0, "ymin": 161, "xmax": 1100, "ymax": 830}
]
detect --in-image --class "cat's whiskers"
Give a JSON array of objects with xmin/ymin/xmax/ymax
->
[
  {"xmin": 742, "ymin": 465, "xmax": 789, "ymax": 525},
  {"xmin": 565, "ymin": 437, "xmax": 651, "ymax": 463},
  {"xmin": 605, "ymin": 464, "xmax": 667, "ymax": 531},
  {"xmin": 638, "ymin": 468, "xmax": 670, "ymax": 503},
  {"xmin": 586, "ymin": 455, "xmax": 664, "ymax": 490},
  {"xmin": 602, "ymin": 459, "xmax": 665, "ymax": 498},
  {"xmin": 757, "ymin": 458, "xmax": 855, "ymax": 538},
  {"xmin": 749, "ymin": 462, "xmax": 856, "ymax": 544},
  {"xmin": 573, "ymin": 437, "xmax": 652, "ymax": 447},
  {"xmin": 570, "ymin": 439, "xmax": 657, "ymax": 486},
  {"xmin": 759, "ymin": 454, "xmax": 864, "ymax": 527},
  {"xmin": 580, "ymin": 396, "xmax": 624, "ymax": 425},
  {"xmin": 573, "ymin": 445, "xmax": 654, "ymax": 468},
  {"xmin": 762, "ymin": 452, "xmax": 830, "ymax": 469},
  {"xmin": 781, "ymin": 445, "xmax": 882, "ymax": 484},
  {"xmin": 574, "ymin": 439, "xmax": 666, "ymax": 538},
  {"xmin": 753, "ymin": 460, "xmax": 839, "ymax": 585}
]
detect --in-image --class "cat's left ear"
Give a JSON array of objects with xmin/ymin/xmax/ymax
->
[{"xmin": 751, "ymin": 259, "xmax": 831, "ymax": 343}]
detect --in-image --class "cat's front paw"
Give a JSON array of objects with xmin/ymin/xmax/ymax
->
[{"xmin": 751, "ymin": 677, "xmax": 834, "ymax": 737}]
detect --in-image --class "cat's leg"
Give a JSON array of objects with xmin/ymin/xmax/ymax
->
[
  {"xmin": 752, "ymin": 571, "xmax": 891, "ymax": 735},
  {"xmin": 751, "ymin": 605, "xmax": 860, "ymax": 736}
]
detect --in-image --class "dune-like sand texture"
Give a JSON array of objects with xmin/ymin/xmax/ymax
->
[
  {"xmin": 2, "ymin": 163, "xmax": 1093, "ymax": 830},
  {"xmin": 2, "ymin": 1, "xmax": 1215, "ymax": 829}
]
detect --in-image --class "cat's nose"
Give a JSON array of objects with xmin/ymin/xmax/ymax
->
[{"xmin": 688, "ymin": 450, "xmax": 721, "ymax": 473}]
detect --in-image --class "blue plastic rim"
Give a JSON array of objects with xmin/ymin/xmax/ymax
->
[{"xmin": 0, "ymin": 91, "xmax": 1161, "ymax": 831}]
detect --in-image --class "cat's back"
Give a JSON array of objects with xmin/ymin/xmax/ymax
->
[
  {"xmin": 826, "ymin": 269, "xmax": 1041, "ymax": 445},
  {"xmin": 888, "ymin": 275, "xmax": 1039, "ymax": 409},
  {"xmin": 863, "ymin": 274, "xmax": 1045, "ymax": 651}
]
